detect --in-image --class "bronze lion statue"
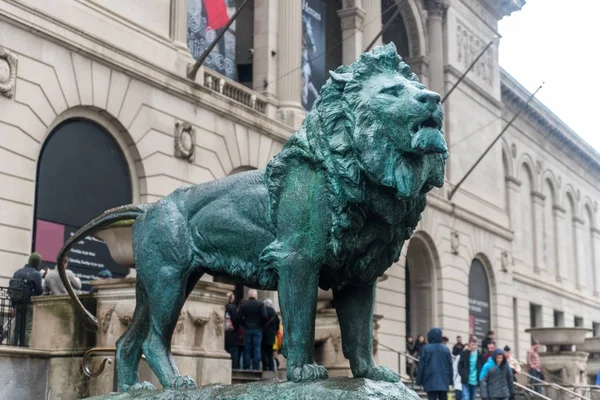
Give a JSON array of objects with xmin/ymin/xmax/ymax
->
[{"xmin": 57, "ymin": 43, "xmax": 447, "ymax": 392}]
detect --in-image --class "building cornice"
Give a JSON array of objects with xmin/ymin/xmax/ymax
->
[{"xmin": 501, "ymin": 69, "xmax": 600, "ymax": 175}]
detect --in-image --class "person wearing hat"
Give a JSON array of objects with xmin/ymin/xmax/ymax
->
[{"xmin": 9, "ymin": 252, "xmax": 44, "ymax": 346}]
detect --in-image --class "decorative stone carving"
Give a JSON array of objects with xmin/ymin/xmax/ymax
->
[
  {"xmin": 511, "ymin": 143, "xmax": 517, "ymax": 158},
  {"xmin": 424, "ymin": 0, "xmax": 449, "ymax": 14},
  {"xmin": 456, "ymin": 23, "xmax": 494, "ymax": 86},
  {"xmin": 0, "ymin": 46, "xmax": 17, "ymax": 99},
  {"xmin": 100, "ymin": 306, "xmax": 115, "ymax": 333},
  {"xmin": 450, "ymin": 231, "xmax": 460, "ymax": 255},
  {"xmin": 174, "ymin": 121, "xmax": 196, "ymax": 162},
  {"xmin": 501, "ymin": 251, "xmax": 510, "ymax": 272},
  {"xmin": 461, "ymin": 0, "xmax": 496, "ymax": 26}
]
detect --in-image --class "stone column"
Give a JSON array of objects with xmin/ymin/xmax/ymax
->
[
  {"xmin": 573, "ymin": 217, "xmax": 586, "ymax": 290},
  {"xmin": 253, "ymin": 0, "xmax": 279, "ymax": 118},
  {"xmin": 592, "ymin": 228, "xmax": 600, "ymax": 296},
  {"xmin": 531, "ymin": 191, "xmax": 546, "ymax": 273},
  {"xmin": 362, "ymin": 0, "xmax": 382, "ymax": 49},
  {"xmin": 171, "ymin": 0, "xmax": 191, "ymax": 55},
  {"xmin": 338, "ymin": 0, "xmax": 368, "ymax": 65},
  {"xmin": 338, "ymin": 1, "xmax": 365, "ymax": 65},
  {"xmin": 506, "ymin": 177, "xmax": 522, "ymax": 256},
  {"xmin": 553, "ymin": 206, "xmax": 568, "ymax": 282},
  {"xmin": 424, "ymin": 0, "xmax": 449, "ymax": 94},
  {"xmin": 277, "ymin": 0, "xmax": 305, "ymax": 129}
]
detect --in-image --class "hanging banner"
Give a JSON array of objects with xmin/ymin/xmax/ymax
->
[
  {"xmin": 35, "ymin": 219, "xmax": 128, "ymax": 292},
  {"xmin": 188, "ymin": 0, "xmax": 237, "ymax": 80},
  {"xmin": 468, "ymin": 260, "xmax": 491, "ymax": 343},
  {"xmin": 301, "ymin": 0, "xmax": 326, "ymax": 110}
]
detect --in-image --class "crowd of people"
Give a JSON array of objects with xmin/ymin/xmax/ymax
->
[
  {"xmin": 409, "ymin": 328, "xmax": 544, "ymax": 400},
  {"xmin": 224, "ymin": 289, "xmax": 282, "ymax": 371}
]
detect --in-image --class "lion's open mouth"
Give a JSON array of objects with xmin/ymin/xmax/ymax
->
[{"xmin": 412, "ymin": 117, "xmax": 441, "ymax": 134}]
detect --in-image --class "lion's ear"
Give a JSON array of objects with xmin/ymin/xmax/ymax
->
[{"xmin": 330, "ymin": 71, "xmax": 352, "ymax": 85}]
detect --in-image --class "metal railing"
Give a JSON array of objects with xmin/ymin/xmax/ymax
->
[
  {"xmin": 518, "ymin": 365, "xmax": 591, "ymax": 400},
  {"xmin": 0, "ymin": 286, "xmax": 27, "ymax": 347},
  {"xmin": 378, "ymin": 342, "xmax": 420, "ymax": 389}
]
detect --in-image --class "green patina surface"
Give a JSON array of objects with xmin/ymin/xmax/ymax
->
[
  {"xmin": 59, "ymin": 43, "xmax": 447, "ymax": 397},
  {"xmin": 86, "ymin": 378, "xmax": 421, "ymax": 400}
]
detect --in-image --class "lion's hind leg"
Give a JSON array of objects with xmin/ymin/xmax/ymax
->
[
  {"xmin": 116, "ymin": 279, "xmax": 155, "ymax": 392},
  {"xmin": 140, "ymin": 266, "xmax": 203, "ymax": 390}
]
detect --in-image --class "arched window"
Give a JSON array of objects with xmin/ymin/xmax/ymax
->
[
  {"xmin": 516, "ymin": 164, "xmax": 535, "ymax": 266},
  {"xmin": 381, "ymin": 0, "xmax": 409, "ymax": 58},
  {"xmin": 188, "ymin": 0, "xmax": 255, "ymax": 87},
  {"xmin": 469, "ymin": 259, "xmax": 491, "ymax": 343},
  {"xmin": 33, "ymin": 119, "xmax": 133, "ymax": 289},
  {"xmin": 584, "ymin": 205, "xmax": 595, "ymax": 291},
  {"xmin": 542, "ymin": 179, "xmax": 558, "ymax": 277},
  {"xmin": 565, "ymin": 193, "xmax": 578, "ymax": 284}
]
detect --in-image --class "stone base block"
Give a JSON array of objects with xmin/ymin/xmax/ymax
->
[{"xmin": 86, "ymin": 377, "xmax": 420, "ymax": 399}]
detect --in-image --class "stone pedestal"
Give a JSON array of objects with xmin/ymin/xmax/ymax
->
[
  {"xmin": 578, "ymin": 337, "xmax": 600, "ymax": 384},
  {"xmin": 539, "ymin": 352, "xmax": 589, "ymax": 400},
  {"xmin": 25, "ymin": 278, "xmax": 233, "ymax": 399}
]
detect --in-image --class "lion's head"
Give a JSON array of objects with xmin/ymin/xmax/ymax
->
[{"xmin": 266, "ymin": 43, "xmax": 447, "ymax": 259}]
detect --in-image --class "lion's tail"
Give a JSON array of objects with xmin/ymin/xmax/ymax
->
[{"xmin": 57, "ymin": 204, "xmax": 150, "ymax": 332}]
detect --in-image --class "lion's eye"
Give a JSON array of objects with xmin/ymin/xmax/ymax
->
[{"xmin": 380, "ymin": 85, "xmax": 404, "ymax": 96}]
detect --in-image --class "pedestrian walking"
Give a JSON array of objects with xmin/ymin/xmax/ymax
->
[
  {"xmin": 453, "ymin": 349, "xmax": 463, "ymax": 400},
  {"xmin": 526, "ymin": 341, "xmax": 544, "ymax": 394},
  {"xmin": 416, "ymin": 328, "xmax": 453, "ymax": 400},
  {"xmin": 452, "ymin": 336, "xmax": 464, "ymax": 357},
  {"xmin": 479, "ymin": 348, "xmax": 515, "ymax": 400},
  {"xmin": 458, "ymin": 336, "xmax": 484, "ymax": 400}
]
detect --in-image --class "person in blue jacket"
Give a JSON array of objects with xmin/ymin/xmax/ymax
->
[
  {"xmin": 479, "ymin": 348, "xmax": 515, "ymax": 400},
  {"xmin": 417, "ymin": 328, "xmax": 453, "ymax": 400}
]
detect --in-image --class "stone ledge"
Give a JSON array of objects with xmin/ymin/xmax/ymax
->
[{"xmin": 86, "ymin": 378, "xmax": 420, "ymax": 400}]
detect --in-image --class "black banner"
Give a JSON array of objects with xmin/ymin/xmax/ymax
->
[
  {"xmin": 469, "ymin": 259, "xmax": 491, "ymax": 343},
  {"xmin": 301, "ymin": 0, "xmax": 326, "ymax": 110}
]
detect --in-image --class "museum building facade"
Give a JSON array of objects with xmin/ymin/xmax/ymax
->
[{"xmin": 1, "ymin": 0, "xmax": 599, "ymax": 372}]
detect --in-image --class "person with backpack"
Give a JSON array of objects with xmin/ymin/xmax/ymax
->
[{"xmin": 9, "ymin": 252, "xmax": 43, "ymax": 346}]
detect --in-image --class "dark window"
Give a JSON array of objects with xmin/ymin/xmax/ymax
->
[
  {"xmin": 574, "ymin": 316, "xmax": 584, "ymax": 327},
  {"xmin": 553, "ymin": 310, "xmax": 564, "ymax": 327},
  {"xmin": 33, "ymin": 119, "xmax": 132, "ymax": 289},
  {"xmin": 381, "ymin": 0, "xmax": 409, "ymax": 58},
  {"xmin": 593, "ymin": 322, "xmax": 600, "ymax": 337},
  {"xmin": 530, "ymin": 303, "xmax": 542, "ymax": 328}
]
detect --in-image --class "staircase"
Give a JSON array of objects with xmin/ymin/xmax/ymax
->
[{"xmin": 231, "ymin": 369, "xmax": 279, "ymax": 384}]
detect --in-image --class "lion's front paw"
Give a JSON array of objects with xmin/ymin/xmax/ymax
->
[
  {"xmin": 288, "ymin": 363, "xmax": 328, "ymax": 382},
  {"xmin": 122, "ymin": 381, "xmax": 156, "ymax": 392},
  {"xmin": 358, "ymin": 365, "xmax": 400, "ymax": 383},
  {"xmin": 168, "ymin": 375, "xmax": 197, "ymax": 390}
]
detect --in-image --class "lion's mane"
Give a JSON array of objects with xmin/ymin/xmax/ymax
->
[{"xmin": 264, "ymin": 43, "xmax": 427, "ymax": 283}]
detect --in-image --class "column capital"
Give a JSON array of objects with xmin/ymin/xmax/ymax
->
[
  {"xmin": 338, "ymin": 7, "xmax": 366, "ymax": 31},
  {"xmin": 553, "ymin": 205, "xmax": 566, "ymax": 215},
  {"xmin": 573, "ymin": 216, "xmax": 585, "ymax": 226},
  {"xmin": 425, "ymin": 0, "xmax": 450, "ymax": 15}
]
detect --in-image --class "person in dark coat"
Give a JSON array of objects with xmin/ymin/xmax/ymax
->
[
  {"xmin": 452, "ymin": 335, "xmax": 464, "ymax": 356},
  {"xmin": 9, "ymin": 252, "xmax": 43, "ymax": 346},
  {"xmin": 224, "ymin": 292, "xmax": 240, "ymax": 369},
  {"xmin": 239, "ymin": 289, "xmax": 267, "ymax": 370},
  {"xmin": 479, "ymin": 348, "xmax": 515, "ymax": 400},
  {"xmin": 458, "ymin": 336, "xmax": 484, "ymax": 400},
  {"xmin": 481, "ymin": 331, "xmax": 495, "ymax": 353},
  {"xmin": 261, "ymin": 298, "xmax": 280, "ymax": 371},
  {"xmin": 416, "ymin": 328, "xmax": 453, "ymax": 400}
]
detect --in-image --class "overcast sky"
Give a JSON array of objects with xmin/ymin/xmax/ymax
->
[{"xmin": 498, "ymin": 0, "xmax": 600, "ymax": 152}]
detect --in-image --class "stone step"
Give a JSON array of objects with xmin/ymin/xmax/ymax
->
[{"xmin": 231, "ymin": 369, "xmax": 278, "ymax": 384}]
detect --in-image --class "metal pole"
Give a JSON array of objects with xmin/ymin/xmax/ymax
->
[
  {"xmin": 187, "ymin": 0, "xmax": 252, "ymax": 80},
  {"xmin": 447, "ymin": 83, "xmax": 543, "ymax": 201},
  {"xmin": 363, "ymin": 4, "xmax": 403, "ymax": 53},
  {"xmin": 441, "ymin": 36, "xmax": 497, "ymax": 103}
]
